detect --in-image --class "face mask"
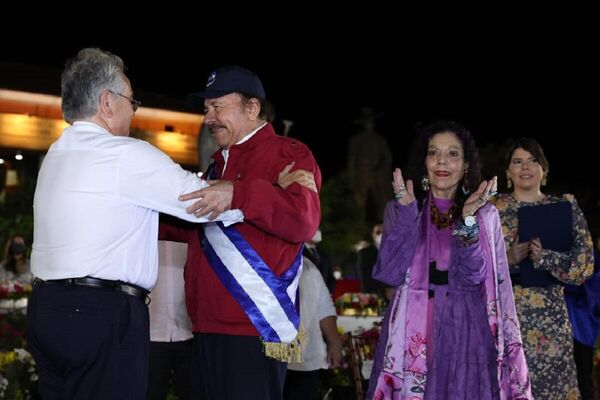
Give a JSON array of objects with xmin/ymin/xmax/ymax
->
[
  {"xmin": 333, "ymin": 270, "xmax": 342, "ymax": 280},
  {"xmin": 10, "ymin": 243, "xmax": 25, "ymax": 255},
  {"xmin": 311, "ymin": 229, "xmax": 322, "ymax": 243},
  {"xmin": 373, "ymin": 233, "xmax": 382, "ymax": 249}
]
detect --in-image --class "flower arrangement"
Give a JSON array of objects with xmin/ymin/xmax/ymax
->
[
  {"xmin": 0, "ymin": 279, "xmax": 37, "ymax": 399},
  {"xmin": 0, "ymin": 281, "xmax": 32, "ymax": 299},
  {"xmin": 0, "ymin": 281, "xmax": 31, "ymax": 311},
  {"xmin": 335, "ymin": 292, "xmax": 385, "ymax": 317},
  {"xmin": 0, "ymin": 348, "xmax": 37, "ymax": 399}
]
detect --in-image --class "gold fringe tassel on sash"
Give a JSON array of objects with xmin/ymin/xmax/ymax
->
[{"xmin": 262, "ymin": 327, "xmax": 307, "ymax": 362}]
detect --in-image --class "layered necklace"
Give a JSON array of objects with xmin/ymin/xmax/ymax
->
[{"xmin": 430, "ymin": 201, "xmax": 458, "ymax": 229}]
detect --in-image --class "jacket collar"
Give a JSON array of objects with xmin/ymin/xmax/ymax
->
[{"xmin": 212, "ymin": 122, "xmax": 275, "ymax": 163}]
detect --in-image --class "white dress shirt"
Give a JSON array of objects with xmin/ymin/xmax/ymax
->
[
  {"xmin": 32, "ymin": 121, "xmax": 243, "ymax": 290},
  {"xmin": 149, "ymin": 241, "xmax": 192, "ymax": 342},
  {"xmin": 287, "ymin": 258, "xmax": 337, "ymax": 371}
]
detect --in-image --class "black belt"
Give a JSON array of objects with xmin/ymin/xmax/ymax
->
[
  {"xmin": 429, "ymin": 261, "xmax": 448, "ymax": 298},
  {"xmin": 429, "ymin": 261, "xmax": 448, "ymax": 285},
  {"xmin": 33, "ymin": 276, "xmax": 150, "ymax": 302}
]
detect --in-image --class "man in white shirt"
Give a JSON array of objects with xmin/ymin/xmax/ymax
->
[{"xmin": 25, "ymin": 48, "xmax": 242, "ymax": 400}]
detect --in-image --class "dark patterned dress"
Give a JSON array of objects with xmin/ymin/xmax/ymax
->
[{"xmin": 495, "ymin": 194, "xmax": 594, "ymax": 400}]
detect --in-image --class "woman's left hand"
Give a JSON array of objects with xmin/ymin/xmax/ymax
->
[
  {"xmin": 462, "ymin": 176, "xmax": 497, "ymax": 218},
  {"xmin": 529, "ymin": 237, "xmax": 543, "ymax": 262}
]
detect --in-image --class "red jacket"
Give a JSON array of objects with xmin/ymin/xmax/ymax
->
[{"xmin": 161, "ymin": 123, "xmax": 321, "ymax": 335}]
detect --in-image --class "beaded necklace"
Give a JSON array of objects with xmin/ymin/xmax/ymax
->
[{"xmin": 430, "ymin": 201, "xmax": 458, "ymax": 229}]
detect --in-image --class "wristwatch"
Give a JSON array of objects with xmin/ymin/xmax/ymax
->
[{"xmin": 464, "ymin": 215, "xmax": 477, "ymax": 227}]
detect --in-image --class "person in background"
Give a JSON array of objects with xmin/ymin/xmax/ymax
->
[
  {"xmin": 367, "ymin": 120, "xmax": 532, "ymax": 399},
  {"xmin": 303, "ymin": 228, "xmax": 335, "ymax": 292},
  {"xmin": 25, "ymin": 48, "xmax": 242, "ymax": 399},
  {"xmin": 495, "ymin": 137, "xmax": 594, "ymax": 400},
  {"xmin": 357, "ymin": 222, "xmax": 385, "ymax": 295},
  {"xmin": 0, "ymin": 234, "xmax": 33, "ymax": 284},
  {"xmin": 147, "ymin": 234, "xmax": 193, "ymax": 400},
  {"xmin": 283, "ymin": 257, "xmax": 343, "ymax": 400},
  {"xmin": 177, "ymin": 65, "xmax": 322, "ymax": 400},
  {"xmin": 564, "ymin": 236, "xmax": 600, "ymax": 400}
]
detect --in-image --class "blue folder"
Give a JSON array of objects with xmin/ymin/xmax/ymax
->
[{"xmin": 515, "ymin": 201, "xmax": 572, "ymax": 287}]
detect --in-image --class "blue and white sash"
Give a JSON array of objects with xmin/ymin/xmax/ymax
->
[{"xmin": 201, "ymin": 221, "xmax": 305, "ymax": 360}]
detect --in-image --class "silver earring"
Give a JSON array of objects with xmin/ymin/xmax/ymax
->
[
  {"xmin": 421, "ymin": 176, "xmax": 430, "ymax": 191},
  {"xmin": 462, "ymin": 184, "xmax": 470, "ymax": 195}
]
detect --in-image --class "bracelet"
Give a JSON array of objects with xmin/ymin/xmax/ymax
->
[{"xmin": 452, "ymin": 220, "xmax": 479, "ymax": 245}]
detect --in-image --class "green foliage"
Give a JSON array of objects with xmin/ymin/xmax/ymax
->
[
  {"xmin": 0, "ymin": 178, "xmax": 35, "ymax": 252},
  {"xmin": 319, "ymin": 172, "xmax": 369, "ymax": 268}
]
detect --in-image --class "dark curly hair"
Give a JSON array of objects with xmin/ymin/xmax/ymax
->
[{"xmin": 406, "ymin": 120, "xmax": 481, "ymax": 212}]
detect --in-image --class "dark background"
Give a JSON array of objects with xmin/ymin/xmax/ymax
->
[{"xmin": 1, "ymin": 24, "xmax": 597, "ymax": 228}]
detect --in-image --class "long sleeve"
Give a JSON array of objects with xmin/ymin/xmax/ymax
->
[
  {"xmin": 534, "ymin": 197, "xmax": 594, "ymax": 285},
  {"xmin": 452, "ymin": 237, "xmax": 487, "ymax": 287},
  {"xmin": 488, "ymin": 206, "xmax": 534, "ymax": 399},
  {"xmin": 119, "ymin": 140, "xmax": 243, "ymax": 224},
  {"xmin": 230, "ymin": 138, "xmax": 321, "ymax": 243},
  {"xmin": 372, "ymin": 200, "xmax": 419, "ymax": 286}
]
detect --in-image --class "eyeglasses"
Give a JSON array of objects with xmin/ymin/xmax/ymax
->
[{"xmin": 108, "ymin": 90, "xmax": 141, "ymax": 112}]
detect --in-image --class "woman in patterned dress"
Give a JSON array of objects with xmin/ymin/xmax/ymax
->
[{"xmin": 495, "ymin": 137, "xmax": 594, "ymax": 400}]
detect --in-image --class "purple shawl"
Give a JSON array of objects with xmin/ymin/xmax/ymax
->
[{"xmin": 367, "ymin": 197, "xmax": 532, "ymax": 400}]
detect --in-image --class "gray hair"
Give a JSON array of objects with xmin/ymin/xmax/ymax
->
[{"xmin": 61, "ymin": 48, "xmax": 128, "ymax": 123}]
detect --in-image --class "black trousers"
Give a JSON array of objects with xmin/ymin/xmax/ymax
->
[
  {"xmin": 147, "ymin": 340, "xmax": 192, "ymax": 400},
  {"xmin": 25, "ymin": 282, "xmax": 149, "ymax": 400},
  {"xmin": 283, "ymin": 369, "xmax": 320, "ymax": 400},
  {"xmin": 192, "ymin": 332, "xmax": 287, "ymax": 400},
  {"xmin": 573, "ymin": 338, "xmax": 595, "ymax": 400}
]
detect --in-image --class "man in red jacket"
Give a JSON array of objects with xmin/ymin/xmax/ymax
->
[{"xmin": 176, "ymin": 66, "xmax": 321, "ymax": 400}]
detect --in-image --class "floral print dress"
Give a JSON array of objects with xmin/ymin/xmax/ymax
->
[{"xmin": 495, "ymin": 194, "xmax": 594, "ymax": 400}]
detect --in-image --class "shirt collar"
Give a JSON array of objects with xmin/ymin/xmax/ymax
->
[
  {"xmin": 221, "ymin": 121, "xmax": 267, "ymax": 161},
  {"xmin": 72, "ymin": 121, "xmax": 111, "ymax": 134}
]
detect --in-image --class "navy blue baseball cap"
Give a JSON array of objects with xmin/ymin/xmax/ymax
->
[{"xmin": 189, "ymin": 66, "xmax": 266, "ymax": 101}]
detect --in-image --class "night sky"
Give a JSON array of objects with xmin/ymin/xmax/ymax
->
[{"xmin": 1, "ymin": 28, "xmax": 596, "ymax": 204}]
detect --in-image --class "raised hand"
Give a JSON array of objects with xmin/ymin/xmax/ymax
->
[
  {"xmin": 462, "ymin": 176, "xmax": 498, "ymax": 218},
  {"xmin": 392, "ymin": 168, "xmax": 415, "ymax": 206}
]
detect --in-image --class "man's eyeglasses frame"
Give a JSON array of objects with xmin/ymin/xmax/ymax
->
[{"xmin": 108, "ymin": 90, "xmax": 141, "ymax": 112}]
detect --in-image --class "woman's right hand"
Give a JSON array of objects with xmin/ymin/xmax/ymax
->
[
  {"xmin": 507, "ymin": 238, "xmax": 529, "ymax": 266},
  {"xmin": 392, "ymin": 168, "xmax": 415, "ymax": 206}
]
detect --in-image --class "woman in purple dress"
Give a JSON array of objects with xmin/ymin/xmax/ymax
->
[{"xmin": 367, "ymin": 121, "xmax": 532, "ymax": 400}]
